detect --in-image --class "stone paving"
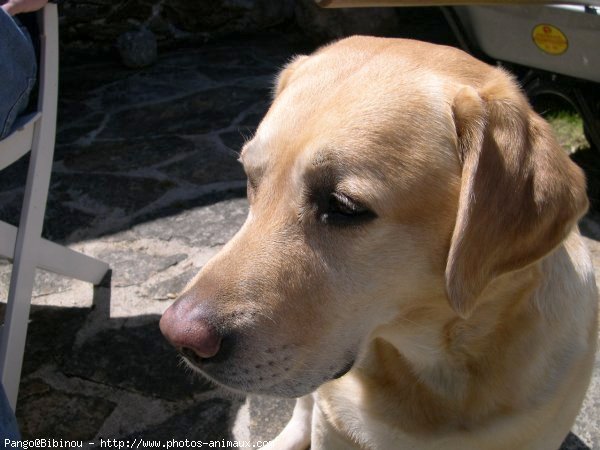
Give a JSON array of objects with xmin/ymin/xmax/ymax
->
[{"xmin": 0, "ymin": 29, "xmax": 599, "ymax": 449}]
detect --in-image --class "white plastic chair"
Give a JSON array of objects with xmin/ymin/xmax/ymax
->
[{"xmin": 0, "ymin": 3, "xmax": 109, "ymax": 411}]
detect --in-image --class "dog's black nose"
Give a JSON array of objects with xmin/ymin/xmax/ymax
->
[{"xmin": 159, "ymin": 294, "xmax": 222, "ymax": 360}]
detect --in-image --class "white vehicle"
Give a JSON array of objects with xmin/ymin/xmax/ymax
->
[{"xmin": 318, "ymin": 1, "xmax": 600, "ymax": 149}]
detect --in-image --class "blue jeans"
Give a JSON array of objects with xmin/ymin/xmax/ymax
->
[
  {"xmin": 0, "ymin": 7, "xmax": 37, "ymax": 139},
  {"xmin": 0, "ymin": 382, "xmax": 20, "ymax": 440}
]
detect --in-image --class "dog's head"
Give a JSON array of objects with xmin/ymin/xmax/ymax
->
[{"xmin": 160, "ymin": 36, "xmax": 587, "ymax": 397}]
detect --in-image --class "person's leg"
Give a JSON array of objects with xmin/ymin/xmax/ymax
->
[{"xmin": 0, "ymin": 7, "xmax": 36, "ymax": 139}]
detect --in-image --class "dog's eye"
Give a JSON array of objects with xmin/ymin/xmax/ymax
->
[
  {"xmin": 321, "ymin": 192, "xmax": 375, "ymax": 226},
  {"xmin": 246, "ymin": 175, "xmax": 260, "ymax": 204}
]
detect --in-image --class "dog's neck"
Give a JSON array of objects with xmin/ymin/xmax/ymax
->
[
  {"xmin": 372, "ymin": 261, "xmax": 541, "ymax": 364},
  {"xmin": 355, "ymin": 259, "xmax": 547, "ymax": 432},
  {"xmin": 318, "ymin": 235, "xmax": 594, "ymax": 446},
  {"xmin": 319, "ymin": 235, "xmax": 595, "ymax": 437}
]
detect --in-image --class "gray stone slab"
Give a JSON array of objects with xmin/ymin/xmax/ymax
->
[
  {"xmin": 0, "ymin": 269, "xmax": 75, "ymax": 300},
  {"xmin": 41, "ymin": 198, "xmax": 98, "ymax": 243},
  {"xmin": 59, "ymin": 1, "xmax": 300, "ymax": 53},
  {"xmin": 94, "ymin": 69, "xmax": 216, "ymax": 111},
  {"xmin": 58, "ymin": 62, "xmax": 131, "ymax": 103},
  {"xmin": 237, "ymin": 104, "xmax": 271, "ymax": 130},
  {"xmin": 0, "ymin": 190, "xmax": 22, "ymax": 230},
  {"xmin": 141, "ymin": 268, "xmax": 197, "ymax": 300},
  {"xmin": 16, "ymin": 378, "xmax": 116, "ymax": 439},
  {"xmin": 96, "ymin": 249, "xmax": 186, "ymax": 287},
  {"xmin": 62, "ymin": 319, "xmax": 213, "ymax": 401},
  {"xmin": 98, "ymin": 87, "xmax": 270, "ymax": 139},
  {"xmin": 562, "ymin": 432, "xmax": 596, "ymax": 450},
  {"xmin": 0, "ymin": 154, "xmax": 28, "ymax": 192},
  {"xmin": 57, "ymin": 98, "xmax": 95, "ymax": 125},
  {"xmin": 571, "ymin": 335, "xmax": 600, "ymax": 449},
  {"xmin": 124, "ymin": 47, "xmax": 278, "ymax": 87},
  {"xmin": 219, "ymin": 100, "xmax": 271, "ymax": 150},
  {"xmin": 247, "ymin": 395, "xmax": 294, "ymax": 442},
  {"xmin": 130, "ymin": 197, "xmax": 248, "ymax": 246},
  {"xmin": 51, "ymin": 173, "xmax": 174, "ymax": 213},
  {"xmin": 60, "ymin": 136, "xmax": 196, "ymax": 173},
  {"xmin": 18, "ymin": 306, "xmax": 90, "ymax": 378},
  {"xmin": 159, "ymin": 138, "xmax": 244, "ymax": 185},
  {"xmin": 40, "ymin": 173, "xmax": 175, "ymax": 241},
  {"xmin": 123, "ymin": 398, "xmax": 241, "ymax": 440},
  {"xmin": 220, "ymin": 130, "xmax": 248, "ymax": 153},
  {"xmin": 55, "ymin": 112, "xmax": 107, "ymax": 146},
  {"xmin": 190, "ymin": 39, "xmax": 302, "ymax": 73}
]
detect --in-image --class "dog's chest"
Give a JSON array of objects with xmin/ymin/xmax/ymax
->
[{"xmin": 317, "ymin": 374, "xmax": 431, "ymax": 450}]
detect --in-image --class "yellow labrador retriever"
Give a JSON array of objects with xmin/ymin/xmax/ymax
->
[{"xmin": 160, "ymin": 36, "xmax": 598, "ymax": 450}]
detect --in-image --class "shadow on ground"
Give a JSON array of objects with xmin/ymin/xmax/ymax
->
[{"xmin": 1, "ymin": 273, "xmax": 244, "ymax": 440}]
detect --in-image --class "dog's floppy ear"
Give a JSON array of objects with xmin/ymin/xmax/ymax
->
[
  {"xmin": 446, "ymin": 75, "xmax": 588, "ymax": 318},
  {"xmin": 273, "ymin": 54, "xmax": 309, "ymax": 98}
]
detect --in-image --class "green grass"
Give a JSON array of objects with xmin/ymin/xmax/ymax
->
[{"xmin": 544, "ymin": 110, "xmax": 589, "ymax": 154}]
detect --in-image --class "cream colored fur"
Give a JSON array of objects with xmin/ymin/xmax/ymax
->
[{"xmin": 173, "ymin": 36, "xmax": 598, "ymax": 449}]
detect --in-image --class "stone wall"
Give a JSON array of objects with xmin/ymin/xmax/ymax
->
[
  {"xmin": 58, "ymin": 0, "xmax": 404, "ymax": 56},
  {"xmin": 60, "ymin": 0, "xmax": 293, "ymax": 50}
]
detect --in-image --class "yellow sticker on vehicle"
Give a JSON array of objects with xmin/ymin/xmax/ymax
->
[{"xmin": 532, "ymin": 24, "xmax": 568, "ymax": 55}]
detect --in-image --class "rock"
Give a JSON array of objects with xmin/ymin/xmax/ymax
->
[{"xmin": 117, "ymin": 28, "xmax": 158, "ymax": 68}]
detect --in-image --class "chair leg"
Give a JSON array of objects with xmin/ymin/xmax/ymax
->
[
  {"xmin": 0, "ymin": 232, "xmax": 109, "ymax": 412},
  {"xmin": 0, "ymin": 221, "xmax": 109, "ymax": 285},
  {"xmin": 0, "ymin": 254, "xmax": 37, "ymax": 411},
  {"xmin": 37, "ymin": 238, "xmax": 109, "ymax": 285},
  {"xmin": 0, "ymin": 3, "xmax": 109, "ymax": 412},
  {"xmin": 1, "ymin": 91, "xmax": 60, "ymax": 411}
]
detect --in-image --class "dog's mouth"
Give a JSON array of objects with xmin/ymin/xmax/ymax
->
[
  {"xmin": 180, "ymin": 344, "xmax": 357, "ymax": 397},
  {"xmin": 331, "ymin": 358, "xmax": 355, "ymax": 380}
]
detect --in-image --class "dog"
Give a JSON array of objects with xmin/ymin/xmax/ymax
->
[{"xmin": 160, "ymin": 36, "xmax": 598, "ymax": 449}]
